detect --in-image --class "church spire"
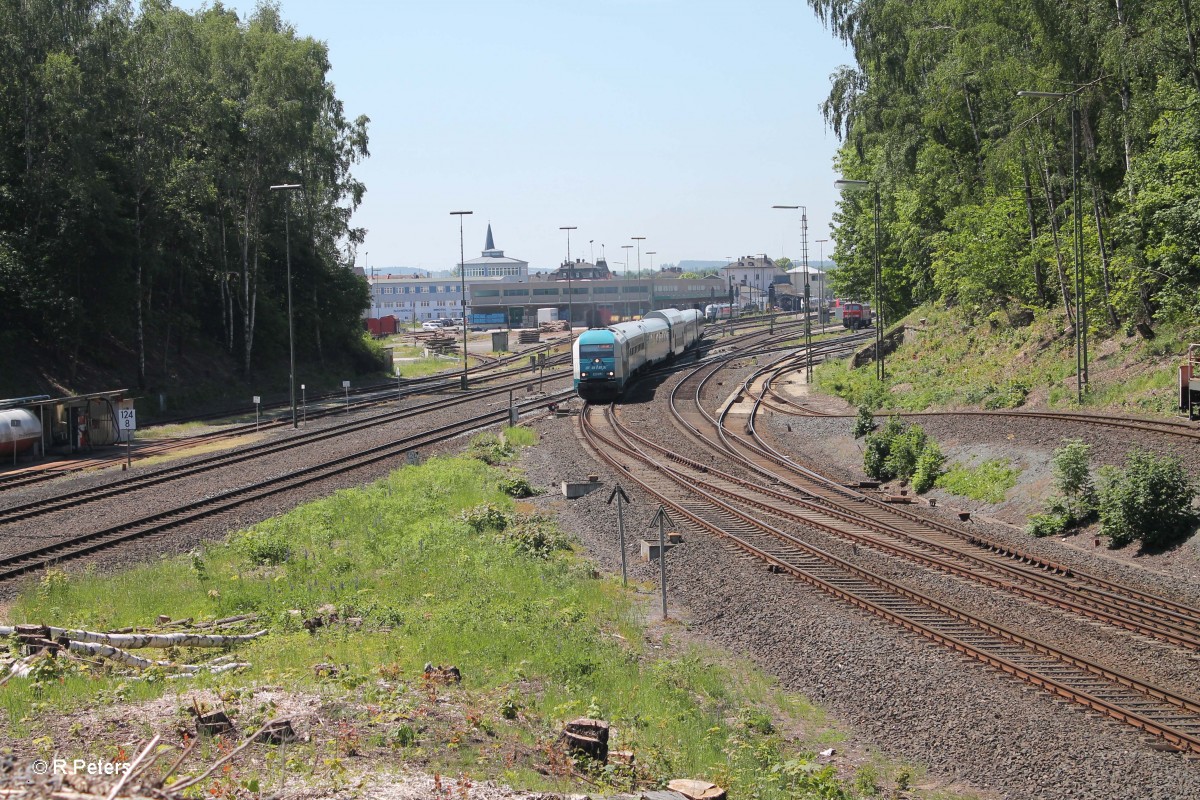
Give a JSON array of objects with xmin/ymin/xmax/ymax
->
[{"xmin": 484, "ymin": 223, "xmax": 495, "ymax": 251}]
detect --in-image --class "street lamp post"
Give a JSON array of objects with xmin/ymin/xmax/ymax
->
[
  {"xmin": 834, "ymin": 179, "xmax": 884, "ymax": 381},
  {"xmin": 815, "ymin": 239, "xmax": 828, "ymax": 324},
  {"xmin": 773, "ymin": 205, "xmax": 812, "ymax": 381},
  {"xmin": 451, "ymin": 210, "xmax": 473, "ymax": 390},
  {"xmin": 1018, "ymin": 89, "xmax": 1086, "ymax": 403},
  {"xmin": 646, "ymin": 251, "xmax": 656, "ymax": 311},
  {"xmin": 560, "ymin": 226, "xmax": 577, "ymax": 334},
  {"xmin": 621, "ymin": 244, "xmax": 633, "ymax": 319},
  {"xmin": 269, "ymin": 182, "xmax": 302, "ymax": 428},
  {"xmin": 632, "ymin": 237, "xmax": 646, "ymax": 313}
]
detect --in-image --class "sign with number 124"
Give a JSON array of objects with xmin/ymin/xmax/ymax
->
[{"xmin": 119, "ymin": 408, "xmax": 137, "ymax": 431}]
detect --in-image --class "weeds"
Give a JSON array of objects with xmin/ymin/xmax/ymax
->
[{"xmin": 936, "ymin": 458, "xmax": 1019, "ymax": 503}]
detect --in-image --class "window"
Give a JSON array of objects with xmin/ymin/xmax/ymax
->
[
  {"xmin": 503, "ymin": 288, "xmax": 529, "ymax": 296},
  {"xmin": 533, "ymin": 288, "xmax": 559, "ymax": 296},
  {"xmin": 420, "ymin": 301, "xmax": 430, "ymax": 307},
  {"xmin": 571, "ymin": 287, "xmax": 589, "ymax": 295},
  {"xmin": 594, "ymin": 286, "xmax": 618, "ymax": 295},
  {"xmin": 474, "ymin": 289, "xmax": 500, "ymax": 297},
  {"xmin": 403, "ymin": 286, "xmax": 410, "ymax": 294}
]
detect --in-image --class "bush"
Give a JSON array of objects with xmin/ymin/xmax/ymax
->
[
  {"xmin": 862, "ymin": 416, "xmax": 941, "ymax": 487},
  {"xmin": 1051, "ymin": 439, "xmax": 1096, "ymax": 520},
  {"xmin": 1027, "ymin": 512, "xmax": 1069, "ymax": 537},
  {"xmin": 460, "ymin": 503, "xmax": 512, "ymax": 533},
  {"xmin": 234, "ymin": 525, "xmax": 292, "ymax": 565},
  {"xmin": 883, "ymin": 425, "xmax": 928, "ymax": 480},
  {"xmin": 911, "ymin": 441, "xmax": 945, "ymax": 493},
  {"xmin": 496, "ymin": 515, "xmax": 569, "ymax": 558},
  {"xmin": 852, "ymin": 405, "xmax": 875, "ymax": 438},
  {"xmin": 469, "ymin": 433, "xmax": 515, "ymax": 465},
  {"xmin": 499, "ymin": 475, "xmax": 537, "ymax": 498},
  {"xmin": 1098, "ymin": 451, "xmax": 1198, "ymax": 549}
]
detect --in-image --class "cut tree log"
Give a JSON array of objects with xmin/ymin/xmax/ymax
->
[{"xmin": 0, "ymin": 625, "xmax": 266, "ymax": 649}]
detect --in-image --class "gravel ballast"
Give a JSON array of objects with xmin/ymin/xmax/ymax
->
[{"xmin": 518, "ymin": 381, "xmax": 1200, "ymax": 799}]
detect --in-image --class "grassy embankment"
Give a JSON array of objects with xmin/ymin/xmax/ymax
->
[
  {"xmin": 814, "ymin": 303, "xmax": 1198, "ymax": 506},
  {"xmin": 1, "ymin": 427, "xmax": 946, "ymax": 799},
  {"xmin": 814, "ymin": 303, "xmax": 1196, "ymax": 415}
]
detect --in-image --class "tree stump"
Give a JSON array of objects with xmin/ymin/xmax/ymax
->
[{"xmin": 558, "ymin": 717, "xmax": 609, "ymax": 762}]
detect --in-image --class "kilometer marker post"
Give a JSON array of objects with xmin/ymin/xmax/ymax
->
[{"xmin": 606, "ymin": 485, "xmax": 631, "ymax": 586}]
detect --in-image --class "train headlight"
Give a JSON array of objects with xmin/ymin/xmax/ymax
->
[{"xmin": 607, "ymin": 371, "xmax": 614, "ymax": 377}]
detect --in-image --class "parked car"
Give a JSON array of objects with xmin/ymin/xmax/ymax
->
[{"xmin": 421, "ymin": 321, "xmax": 445, "ymax": 332}]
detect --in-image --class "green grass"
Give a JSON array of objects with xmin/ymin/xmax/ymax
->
[
  {"xmin": 502, "ymin": 425, "xmax": 538, "ymax": 447},
  {"xmin": 811, "ymin": 302, "xmax": 1198, "ymax": 415},
  {"xmin": 133, "ymin": 421, "xmax": 213, "ymax": 439},
  {"xmin": 1, "ymin": 444, "xmax": 945, "ymax": 798},
  {"xmin": 935, "ymin": 458, "xmax": 1021, "ymax": 503}
]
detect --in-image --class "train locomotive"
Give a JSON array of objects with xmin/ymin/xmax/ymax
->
[{"xmin": 573, "ymin": 308, "xmax": 704, "ymax": 401}]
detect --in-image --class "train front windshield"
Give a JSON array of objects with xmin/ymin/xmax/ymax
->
[{"xmin": 579, "ymin": 343, "xmax": 615, "ymax": 374}]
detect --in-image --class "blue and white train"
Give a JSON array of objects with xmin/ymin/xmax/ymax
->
[{"xmin": 573, "ymin": 308, "xmax": 704, "ymax": 401}]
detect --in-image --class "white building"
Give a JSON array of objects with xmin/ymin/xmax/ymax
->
[
  {"xmin": 369, "ymin": 274, "xmax": 464, "ymax": 322},
  {"xmin": 368, "ymin": 225, "xmax": 529, "ymax": 323},
  {"xmin": 720, "ymin": 254, "xmax": 787, "ymax": 310},
  {"xmin": 459, "ymin": 224, "xmax": 528, "ymax": 278}
]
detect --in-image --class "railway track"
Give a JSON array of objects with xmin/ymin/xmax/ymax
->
[
  {"xmin": 0, "ymin": 353, "xmax": 575, "ymax": 493},
  {"xmin": 580, "ymin": 398, "xmax": 1200, "ymax": 754},
  {"xmin": 656, "ymin": 360, "xmax": 1200, "ymax": 651},
  {"xmin": 0, "ymin": 391, "xmax": 572, "ymax": 584},
  {"xmin": 723, "ymin": 357, "xmax": 1200, "ymax": 648},
  {"xmin": 0, "ymin": 371, "xmax": 573, "ymax": 525}
]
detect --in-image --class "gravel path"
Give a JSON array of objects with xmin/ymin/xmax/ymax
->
[{"xmin": 517, "ymin": 375, "xmax": 1200, "ymax": 800}]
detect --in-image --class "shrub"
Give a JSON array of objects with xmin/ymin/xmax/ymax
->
[
  {"xmin": 1098, "ymin": 451, "xmax": 1198, "ymax": 549},
  {"xmin": 1027, "ymin": 512, "xmax": 1069, "ymax": 537},
  {"xmin": 499, "ymin": 475, "xmax": 537, "ymax": 498},
  {"xmin": 234, "ymin": 525, "xmax": 292, "ymax": 565},
  {"xmin": 911, "ymin": 441, "xmax": 945, "ymax": 493},
  {"xmin": 460, "ymin": 503, "xmax": 511, "ymax": 533},
  {"xmin": 883, "ymin": 425, "xmax": 928, "ymax": 481},
  {"xmin": 863, "ymin": 416, "xmax": 934, "ymax": 484},
  {"xmin": 863, "ymin": 434, "xmax": 891, "ymax": 480},
  {"xmin": 496, "ymin": 515, "xmax": 569, "ymax": 558},
  {"xmin": 469, "ymin": 432, "xmax": 515, "ymax": 465},
  {"xmin": 983, "ymin": 380, "xmax": 1030, "ymax": 409},
  {"xmin": 852, "ymin": 405, "xmax": 875, "ymax": 439},
  {"xmin": 1051, "ymin": 439, "xmax": 1095, "ymax": 520}
]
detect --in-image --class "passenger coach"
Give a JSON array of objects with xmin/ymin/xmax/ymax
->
[{"xmin": 573, "ymin": 308, "xmax": 703, "ymax": 401}]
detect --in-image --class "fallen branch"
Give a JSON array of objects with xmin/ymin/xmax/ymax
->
[
  {"xmin": 63, "ymin": 642, "xmax": 247, "ymax": 674},
  {"xmin": 0, "ymin": 626, "xmax": 266, "ymax": 649},
  {"xmin": 54, "ymin": 628, "xmax": 266, "ymax": 649}
]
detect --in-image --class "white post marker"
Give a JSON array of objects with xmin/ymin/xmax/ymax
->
[
  {"xmin": 301, "ymin": 384, "xmax": 306, "ymax": 426},
  {"xmin": 118, "ymin": 407, "xmax": 137, "ymax": 469},
  {"xmin": 606, "ymin": 485, "xmax": 631, "ymax": 586},
  {"xmin": 342, "ymin": 380, "xmax": 350, "ymax": 413},
  {"xmin": 253, "ymin": 396, "xmax": 261, "ymax": 432},
  {"xmin": 650, "ymin": 505, "xmax": 673, "ymax": 619}
]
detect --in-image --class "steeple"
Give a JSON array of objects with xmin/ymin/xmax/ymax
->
[{"xmin": 484, "ymin": 223, "xmax": 495, "ymax": 252}]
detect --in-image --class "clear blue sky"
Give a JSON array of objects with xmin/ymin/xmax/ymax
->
[{"xmin": 185, "ymin": 0, "xmax": 852, "ymax": 272}]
